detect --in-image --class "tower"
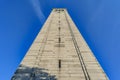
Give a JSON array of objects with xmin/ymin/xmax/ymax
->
[{"xmin": 11, "ymin": 8, "xmax": 108, "ymax": 80}]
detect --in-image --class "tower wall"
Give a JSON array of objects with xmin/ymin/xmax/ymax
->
[{"xmin": 11, "ymin": 8, "xmax": 108, "ymax": 80}]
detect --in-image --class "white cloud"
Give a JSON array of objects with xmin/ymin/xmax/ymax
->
[{"xmin": 30, "ymin": 0, "xmax": 45, "ymax": 24}]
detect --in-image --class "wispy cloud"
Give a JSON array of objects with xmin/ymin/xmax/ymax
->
[{"xmin": 30, "ymin": 0, "xmax": 45, "ymax": 24}]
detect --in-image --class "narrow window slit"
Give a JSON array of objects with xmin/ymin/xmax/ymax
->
[
  {"xmin": 58, "ymin": 59, "xmax": 61, "ymax": 68},
  {"xmin": 58, "ymin": 37, "xmax": 61, "ymax": 43},
  {"xmin": 58, "ymin": 27, "xmax": 61, "ymax": 31}
]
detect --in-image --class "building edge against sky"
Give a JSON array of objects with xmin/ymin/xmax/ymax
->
[{"xmin": 11, "ymin": 8, "xmax": 109, "ymax": 80}]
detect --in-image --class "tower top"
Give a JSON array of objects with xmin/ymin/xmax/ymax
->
[{"xmin": 52, "ymin": 8, "xmax": 67, "ymax": 11}]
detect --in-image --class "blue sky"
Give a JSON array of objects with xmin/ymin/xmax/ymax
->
[{"xmin": 0, "ymin": 0, "xmax": 120, "ymax": 80}]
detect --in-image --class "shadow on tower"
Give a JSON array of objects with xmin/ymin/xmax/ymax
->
[{"xmin": 11, "ymin": 64, "xmax": 57, "ymax": 80}]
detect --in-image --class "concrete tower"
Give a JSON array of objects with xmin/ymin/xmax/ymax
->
[{"xmin": 11, "ymin": 8, "xmax": 108, "ymax": 80}]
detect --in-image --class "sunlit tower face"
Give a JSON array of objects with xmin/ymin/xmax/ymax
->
[{"xmin": 11, "ymin": 8, "xmax": 108, "ymax": 80}]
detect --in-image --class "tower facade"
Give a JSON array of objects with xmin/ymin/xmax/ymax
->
[{"xmin": 11, "ymin": 8, "xmax": 108, "ymax": 80}]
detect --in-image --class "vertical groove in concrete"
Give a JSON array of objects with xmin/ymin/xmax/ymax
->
[{"xmin": 11, "ymin": 8, "xmax": 109, "ymax": 80}]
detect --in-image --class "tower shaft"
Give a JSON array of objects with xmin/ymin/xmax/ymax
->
[{"xmin": 11, "ymin": 8, "xmax": 108, "ymax": 80}]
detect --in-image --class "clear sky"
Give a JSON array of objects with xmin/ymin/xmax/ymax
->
[{"xmin": 0, "ymin": 0, "xmax": 120, "ymax": 80}]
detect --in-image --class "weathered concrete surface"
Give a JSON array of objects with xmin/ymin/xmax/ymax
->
[{"xmin": 11, "ymin": 9, "xmax": 108, "ymax": 80}]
